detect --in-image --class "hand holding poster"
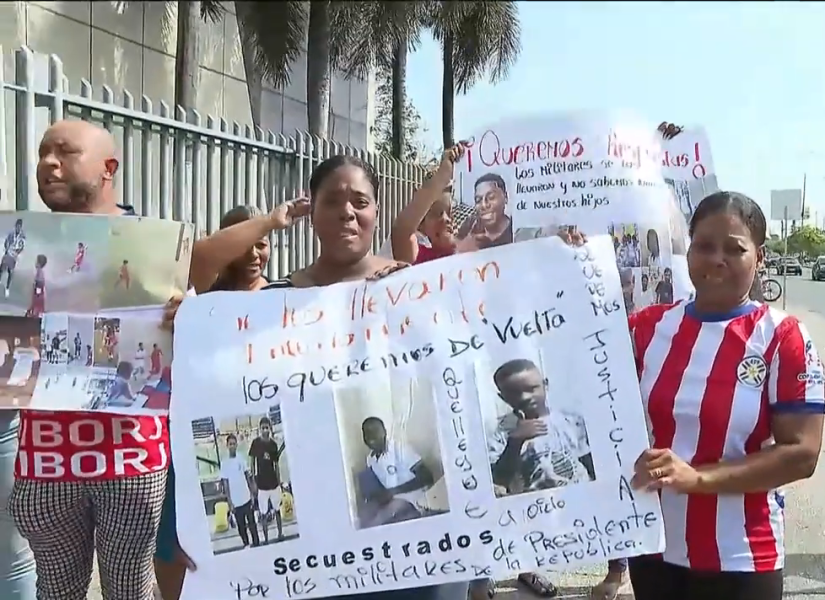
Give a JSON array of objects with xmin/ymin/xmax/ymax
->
[
  {"xmin": 0, "ymin": 211, "xmax": 193, "ymax": 413},
  {"xmin": 170, "ymin": 236, "xmax": 663, "ymax": 599}
]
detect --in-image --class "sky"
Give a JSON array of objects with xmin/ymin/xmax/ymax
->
[{"xmin": 405, "ymin": 1, "xmax": 825, "ymax": 233}]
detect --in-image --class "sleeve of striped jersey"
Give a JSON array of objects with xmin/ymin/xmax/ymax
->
[{"xmin": 768, "ymin": 320, "xmax": 825, "ymax": 412}]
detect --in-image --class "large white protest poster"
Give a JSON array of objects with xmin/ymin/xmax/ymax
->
[
  {"xmin": 170, "ymin": 236, "xmax": 663, "ymax": 599},
  {"xmin": 453, "ymin": 112, "xmax": 717, "ymax": 310}
]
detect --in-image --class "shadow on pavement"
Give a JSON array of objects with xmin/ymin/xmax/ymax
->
[
  {"xmin": 492, "ymin": 582, "xmax": 632, "ymax": 599},
  {"xmin": 784, "ymin": 553, "xmax": 825, "ymax": 596}
]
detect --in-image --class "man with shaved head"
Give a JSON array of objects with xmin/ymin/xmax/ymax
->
[{"xmin": 2, "ymin": 120, "xmax": 170, "ymax": 600}]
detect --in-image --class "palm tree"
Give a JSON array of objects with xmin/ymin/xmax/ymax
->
[
  {"xmin": 173, "ymin": 0, "xmax": 224, "ymax": 115},
  {"xmin": 334, "ymin": 3, "xmax": 428, "ymax": 159},
  {"xmin": 238, "ymin": 1, "xmax": 343, "ymax": 138},
  {"xmin": 428, "ymin": 2, "xmax": 522, "ymax": 148}
]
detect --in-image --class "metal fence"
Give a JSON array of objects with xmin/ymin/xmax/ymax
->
[{"xmin": 0, "ymin": 46, "xmax": 427, "ymax": 278}]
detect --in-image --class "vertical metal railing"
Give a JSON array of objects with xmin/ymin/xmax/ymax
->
[{"xmin": 0, "ymin": 46, "xmax": 427, "ymax": 278}]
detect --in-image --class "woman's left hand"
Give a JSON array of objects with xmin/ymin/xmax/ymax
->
[
  {"xmin": 161, "ymin": 294, "xmax": 185, "ymax": 332},
  {"xmin": 556, "ymin": 226, "xmax": 587, "ymax": 247},
  {"xmin": 631, "ymin": 448, "xmax": 703, "ymax": 493}
]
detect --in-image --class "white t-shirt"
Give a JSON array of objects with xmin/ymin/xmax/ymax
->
[
  {"xmin": 367, "ymin": 440, "xmax": 426, "ymax": 508},
  {"xmin": 641, "ymin": 287, "xmax": 657, "ymax": 307},
  {"xmin": 135, "ymin": 348, "xmax": 146, "ymax": 362},
  {"xmin": 220, "ymin": 455, "xmax": 251, "ymax": 507}
]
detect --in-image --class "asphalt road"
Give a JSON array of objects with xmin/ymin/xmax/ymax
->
[{"xmin": 87, "ymin": 272, "xmax": 825, "ymax": 600}]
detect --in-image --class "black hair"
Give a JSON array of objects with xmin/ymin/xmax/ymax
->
[
  {"xmin": 15, "ymin": 219, "xmax": 22, "ymax": 226},
  {"xmin": 210, "ymin": 205, "xmax": 268, "ymax": 292},
  {"xmin": 226, "ymin": 433, "xmax": 237, "ymax": 443},
  {"xmin": 35, "ymin": 254, "xmax": 47, "ymax": 267},
  {"xmin": 309, "ymin": 155, "xmax": 379, "ymax": 203},
  {"xmin": 493, "ymin": 358, "xmax": 539, "ymax": 389},
  {"xmin": 689, "ymin": 191, "xmax": 767, "ymax": 246},
  {"xmin": 115, "ymin": 360, "xmax": 133, "ymax": 378},
  {"xmin": 259, "ymin": 417, "xmax": 271, "ymax": 428},
  {"xmin": 220, "ymin": 205, "xmax": 263, "ymax": 229},
  {"xmin": 474, "ymin": 173, "xmax": 507, "ymax": 196},
  {"xmin": 361, "ymin": 416, "xmax": 385, "ymax": 430},
  {"xmin": 646, "ymin": 228, "xmax": 659, "ymax": 253}
]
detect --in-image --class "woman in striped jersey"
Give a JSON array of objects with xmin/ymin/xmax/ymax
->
[{"xmin": 628, "ymin": 191, "xmax": 824, "ymax": 600}]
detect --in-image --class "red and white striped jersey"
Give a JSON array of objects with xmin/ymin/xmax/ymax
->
[{"xmin": 629, "ymin": 301, "xmax": 825, "ymax": 572}]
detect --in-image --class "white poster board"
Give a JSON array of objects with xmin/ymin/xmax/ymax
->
[
  {"xmin": 451, "ymin": 112, "xmax": 717, "ymax": 308},
  {"xmin": 171, "ymin": 237, "xmax": 664, "ymax": 598}
]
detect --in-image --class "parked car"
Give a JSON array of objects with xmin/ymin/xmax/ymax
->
[
  {"xmin": 777, "ymin": 257, "xmax": 803, "ymax": 276},
  {"xmin": 812, "ymin": 256, "xmax": 825, "ymax": 281}
]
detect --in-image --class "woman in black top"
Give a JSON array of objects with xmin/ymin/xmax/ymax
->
[
  {"xmin": 263, "ymin": 155, "xmax": 468, "ymax": 600},
  {"xmin": 155, "ymin": 201, "xmax": 309, "ymax": 600}
]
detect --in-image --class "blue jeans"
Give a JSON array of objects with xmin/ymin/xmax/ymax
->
[{"xmin": 0, "ymin": 411, "xmax": 36, "ymax": 599}]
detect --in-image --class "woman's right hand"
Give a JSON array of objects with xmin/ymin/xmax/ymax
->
[
  {"xmin": 173, "ymin": 541, "xmax": 197, "ymax": 572},
  {"xmin": 443, "ymin": 141, "xmax": 468, "ymax": 166},
  {"xmin": 269, "ymin": 196, "xmax": 311, "ymax": 230}
]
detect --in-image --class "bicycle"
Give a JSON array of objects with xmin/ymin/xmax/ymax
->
[{"xmin": 761, "ymin": 275, "xmax": 782, "ymax": 303}]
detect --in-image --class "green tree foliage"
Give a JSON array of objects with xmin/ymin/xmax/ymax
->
[
  {"xmin": 371, "ymin": 62, "xmax": 435, "ymax": 164},
  {"xmin": 427, "ymin": 2, "xmax": 522, "ymax": 147},
  {"xmin": 766, "ymin": 237, "xmax": 786, "ymax": 255},
  {"xmin": 786, "ymin": 225, "xmax": 825, "ymax": 257}
]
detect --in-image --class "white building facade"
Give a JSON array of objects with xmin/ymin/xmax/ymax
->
[{"xmin": 0, "ymin": 1, "xmax": 375, "ymax": 147}]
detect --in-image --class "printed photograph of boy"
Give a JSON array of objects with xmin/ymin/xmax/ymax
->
[
  {"xmin": 455, "ymin": 173, "xmax": 513, "ymax": 251},
  {"xmin": 0, "ymin": 317, "xmax": 42, "ymax": 408},
  {"xmin": 93, "ymin": 317, "xmax": 120, "ymax": 368},
  {"xmin": 249, "ymin": 417, "xmax": 288, "ymax": 543},
  {"xmin": 67, "ymin": 316, "xmax": 93, "ymax": 366},
  {"xmin": 220, "ymin": 433, "xmax": 260, "ymax": 549},
  {"xmin": 100, "ymin": 217, "xmax": 192, "ymax": 310},
  {"xmin": 641, "ymin": 228, "xmax": 663, "ymax": 270},
  {"xmin": 335, "ymin": 377, "xmax": 449, "ymax": 531},
  {"xmin": 41, "ymin": 314, "xmax": 68, "ymax": 366},
  {"xmin": 487, "ymin": 358, "xmax": 595, "ymax": 496},
  {"xmin": 608, "ymin": 224, "xmax": 641, "ymax": 268},
  {"xmin": 358, "ymin": 416, "xmax": 436, "ymax": 528},
  {"xmin": 640, "ymin": 269, "xmax": 657, "ymax": 307},
  {"xmin": 620, "ymin": 268, "xmax": 636, "ymax": 314},
  {"xmin": 0, "ymin": 218, "xmax": 26, "ymax": 299},
  {"xmin": 0, "ymin": 212, "xmax": 109, "ymax": 316},
  {"xmin": 655, "ymin": 267, "xmax": 674, "ymax": 304},
  {"xmin": 191, "ymin": 410, "xmax": 299, "ymax": 556}
]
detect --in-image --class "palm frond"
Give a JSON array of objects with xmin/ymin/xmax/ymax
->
[
  {"xmin": 200, "ymin": 0, "xmax": 225, "ymax": 23},
  {"xmin": 332, "ymin": 1, "xmax": 429, "ymax": 80},
  {"xmin": 433, "ymin": 1, "xmax": 522, "ymax": 94},
  {"xmin": 236, "ymin": 1, "xmax": 308, "ymax": 89}
]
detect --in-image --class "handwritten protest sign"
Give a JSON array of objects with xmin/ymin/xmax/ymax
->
[
  {"xmin": 453, "ymin": 112, "xmax": 717, "ymax": 309},
  {"xmin": 170, "ymin": 236, "xmax": 663, "ymax": 599},
  {"xmin": 0, "ymin": 212, "xmax": 192, "ymax": 412}
]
